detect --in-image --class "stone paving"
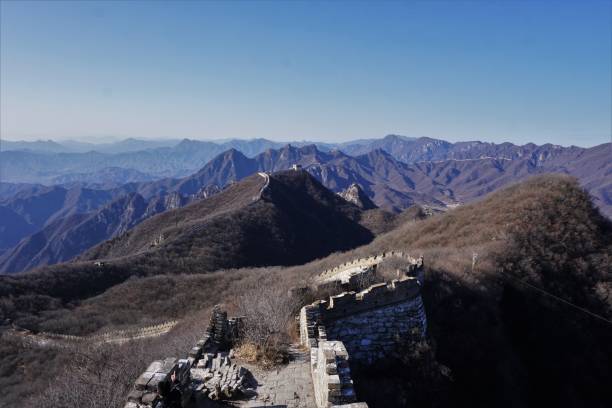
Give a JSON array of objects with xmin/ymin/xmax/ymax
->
[{"xmin": 235, "ymin": 345, "xmax": 316, "ymax": 408}]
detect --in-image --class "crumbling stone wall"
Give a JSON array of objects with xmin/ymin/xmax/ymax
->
[{"xmin": 125, "ymin": 306, "xmax": 246, "ymax": 408}]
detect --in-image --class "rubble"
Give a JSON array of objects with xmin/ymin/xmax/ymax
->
[{"xmin": 124, "ymin": 306, "xmax": 249, "ymax": 407}]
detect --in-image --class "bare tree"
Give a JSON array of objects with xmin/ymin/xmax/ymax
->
[{"xmin": 236, "ymin": 282, "xmax": 298, "ymax": 363}]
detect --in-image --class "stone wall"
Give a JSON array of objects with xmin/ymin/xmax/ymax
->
[
  {"xmin": 317, "ymin": 251, "xmax": 424, "ymax": 289},
  {"xmin": 300, "ymin": 304, "xmax": 367, "ymax": 408},
  {"xmin": 325, "ymin": 294, "xmax": 426, "ymax": 364},
  {"xmin": 302, "ymin": 277, "xmax": 425, "ymax": 364},
  {"xmin": 300, "ymin": 275, "xmax": 428, "ymax": 407},
  {"xmin": 312, "ymin": 341, "xmax": 367, "ymax": 408},
  {"xmin": 38, "ymin": 321, "xmax": 178, "ymax": 344}
]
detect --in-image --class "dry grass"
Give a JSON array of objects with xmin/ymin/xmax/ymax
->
[{"xmin": 2, "ymin": 174, "xmax": 611, "ymax": 407}]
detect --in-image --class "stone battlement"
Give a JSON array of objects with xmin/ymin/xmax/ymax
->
[
  {"xmin": 311, "ymin": 341, "xmax": 367, "ymax": 408},
  {"xmin": 301, "ymin": 277, "xmax": 423, "ymax": 352},
  {"xmin": 323, "ymin": 277, "xmax": 421, "ymax": 321},
  {"xmin": 300, "ymin": 274, "xmax": 428, "ymax": 406},
  {"xmin": 317, "ymin": 251, "xmax": 423, "ymax": 286}
]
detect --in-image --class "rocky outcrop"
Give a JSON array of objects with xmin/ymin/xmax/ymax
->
[{"xmin": 338, "ymin": 184, "xmax": 377, "ymax": 210}]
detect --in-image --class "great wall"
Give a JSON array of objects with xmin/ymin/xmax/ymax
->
[
  {"xmin": 1, "ymin": 251, "xmax": 425, "ymax": 407},
  {"xmin": 317, "ymin": 251, "xmax": 424, "ymax": 286},
  {"xmin": 120, "ymin": 251, "xmax": 425, "ymax": 408},
  {"xmin": 4, "ymin": 321, "xmax": 178, "ymax": 349}
]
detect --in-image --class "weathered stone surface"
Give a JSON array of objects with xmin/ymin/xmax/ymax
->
[
  {"xmin": 127, "ymin": 389, "xmax": 143, "ymax": 402},
  {"xmin": 301, "ymin": 267, "xmax": 429, "ymax": 408},
  {"xmin": 125, "ymin": 307, "xmax": 248, "ymax": 406},
  {"xmin": 326, "ymin": 295, "xmax": 426, "ymax": 364},
  {"xmin": 141, "ymin": 392, "xmax": 158, "ymax": 404}
]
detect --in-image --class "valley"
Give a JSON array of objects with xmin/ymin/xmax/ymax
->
[
  {"xmin": 1, "ymin": 136, "xmax": 610, "ymax": 274},
  {"xmin": 1, "ymin": 171, "xmax": 610, "ymax": 407}
]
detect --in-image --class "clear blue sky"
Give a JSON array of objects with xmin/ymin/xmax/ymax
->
[{"xmin": 1, "ymin": 0, "xmax": 610, "ymax": 147}]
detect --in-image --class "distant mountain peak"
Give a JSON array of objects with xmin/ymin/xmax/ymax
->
[{"xmin": 383, "ymin": 134, "xmax": 417, "ymax": 142}]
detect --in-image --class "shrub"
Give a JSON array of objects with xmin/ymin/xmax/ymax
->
[{"xmin": 236, "ymin": 282, "xmax": 298, "ymax": 368}]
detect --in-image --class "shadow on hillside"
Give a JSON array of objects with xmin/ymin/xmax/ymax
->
[{"xmin": 351, "ymin": 269, "xmax": 612, "ymax": 408}]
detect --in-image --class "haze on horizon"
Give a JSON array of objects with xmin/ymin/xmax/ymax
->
[{"xmin": 1, "ymin": 1, "xmax": 610, "ymax": 148}]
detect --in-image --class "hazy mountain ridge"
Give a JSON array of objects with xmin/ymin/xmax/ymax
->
[
  {"xmin": 1, "ymin": 135, "xmax": 598, "ymax": 185},
  {"xmin": 0, "ymin": 137, "xmax": 609, "ymax": 274},
  {"xmin": 49, "ymin": 167, "xmax": 156, "ymax": 188},
  {"xmin": 0, "ymin": 185, "xmax": 115, "ymax": 251},
  {"xmin": 0, "ymin": 139, "xmax": 279, "ymax": 184}
]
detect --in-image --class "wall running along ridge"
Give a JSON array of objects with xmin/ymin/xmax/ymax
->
[
  {"xmin": 317, "ymin": 251, "xmax": 424, "ymax": 285},
  {"xmin": 123, "ymin": 252, "xmax": 427, "ymax": 408},
  {"xmin": 300, "ymin": 267, "xmax": 427, "ymax": 407}
]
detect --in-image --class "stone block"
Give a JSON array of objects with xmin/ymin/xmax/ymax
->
[
  {"xmin": 145, "ymin": 360, "xmax": 163, "ymax": 373},
  {"xmin": 189, "ymin": 346, "xmax": 202, "ymax": 359},
  {"xmin": 134, "ymin": 371, "xmax": 154, "ymax": 391},
  {"xmin": 329, "ymin": 292, "xmax": 356, "ymax": 309},
  {"xmin": 126, "ymin": 389, "xmax": 143, "ymax": 402},
  {"xmin": 328, "ymin": 374, "xmax": 341, "ymax": 390},
  {"xmin": 158, "ymin": 358, "xmax": 178, "ymax": 375},
  {"xmin": 325, "ymin": 363, "xmax": 338, "ymax": 375},
  {"xmin": 141, "ymin": 392, "xmax": 158, "ymax": 405},
  {"xmin": 146, "ymin": 372, "xmax": 167, "ymax": 392}
]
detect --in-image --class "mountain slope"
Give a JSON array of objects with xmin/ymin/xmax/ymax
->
[
  {"xmin": 176, "ymin": 145, "xmax": 449, "ymax": 212},
  {"xmin": 50, "ymin": 167, "xmax": 156, "ymax": 188},
  {"xmin": 297, "ymin": 174, "xmax": 612, "ymax": 408},
  {"xmin": 0, "ymin": 192, "xmax": 176, "ymax": 274},
  {"xmin": 0, "ymin": 186, "xmax": 115, "ymax": 250},
  {"xmin": 0, "ymin": 206, "xmax": 37, "ymax": 251},
  {"xmin": 80, "ymin": 170, "xmax": 374, "ymax": 272},
  {"xmin": 0, "ymin": 170, "xmax": 377, "ymax": 331}
]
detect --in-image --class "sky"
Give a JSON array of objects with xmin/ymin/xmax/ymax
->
[{"xmin": 0, "ymin": 1, "xmax": 610, "ymax": 147}]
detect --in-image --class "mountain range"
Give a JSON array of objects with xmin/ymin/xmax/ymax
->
[
  {"xmin": 5, "ymin": 134, "xmax": 605, "ymax": 186},
  {"xmin": 0, "ymin": 135, "xmax": 609, "ymax": 274}
]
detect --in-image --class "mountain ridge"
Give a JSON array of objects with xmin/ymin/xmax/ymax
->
[
  {"xmin": 1, "ymin": 138, "xmax": 609, "ymax": 274},
  {"xmin": 1, "ymin": 135, "xmax": 601, "ymax": 185}
]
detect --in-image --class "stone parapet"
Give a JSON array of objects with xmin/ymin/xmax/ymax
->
[
  {"xmin": 325, "ymin": 278, "xmax": 421, "ymax": 321},
  {"xmin": 312, "ymin": 341, "xmax": 360, "ymax": 407},
  {"xmin": 326, "ymin": 295, "xmax": 427, "ymax": 364},
  {"xmin": 299, "ymin": 273, "xmax": 429, "ymax": 407},
  {"xmin": 317, "ymin": 251, "xmax": 424, "ymax": 289}
]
